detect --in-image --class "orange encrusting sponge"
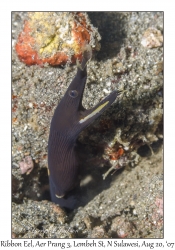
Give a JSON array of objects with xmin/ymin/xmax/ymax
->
[{"xmin": 15, "ymin": 12, "xmax": 101, "ymax": 66}]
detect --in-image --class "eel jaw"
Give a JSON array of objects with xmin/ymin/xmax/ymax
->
[
  {"xmin": 79, "ymin": 101, "xmax": 109, "ymax": 124},
  {"xmin": 78, "ymin": 90, "xmax": 119, "ymax": 127}
]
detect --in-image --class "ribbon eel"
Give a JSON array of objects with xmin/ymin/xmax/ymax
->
[{"xmin": 48, "ymin": 48, "xmax": 120, "ymax": 209}]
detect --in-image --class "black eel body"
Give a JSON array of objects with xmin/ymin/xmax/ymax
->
[{"xmin": 48, "ymin": 49, "xmax": 119, "ymax": 209}]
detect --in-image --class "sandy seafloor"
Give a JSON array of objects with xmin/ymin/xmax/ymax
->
[{"xmin": 12, "ymin": 12, "xmax": 163, "ymax": 238}]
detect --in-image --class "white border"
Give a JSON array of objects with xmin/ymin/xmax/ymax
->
[{"xmin": 1, "ymin": 0, "xmax": 174, "ymax": 245}]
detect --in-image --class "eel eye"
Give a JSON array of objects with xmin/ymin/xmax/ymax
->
[{"xmin": 69, "ymin": 90, "xmax": 78, "ymax": 98}]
